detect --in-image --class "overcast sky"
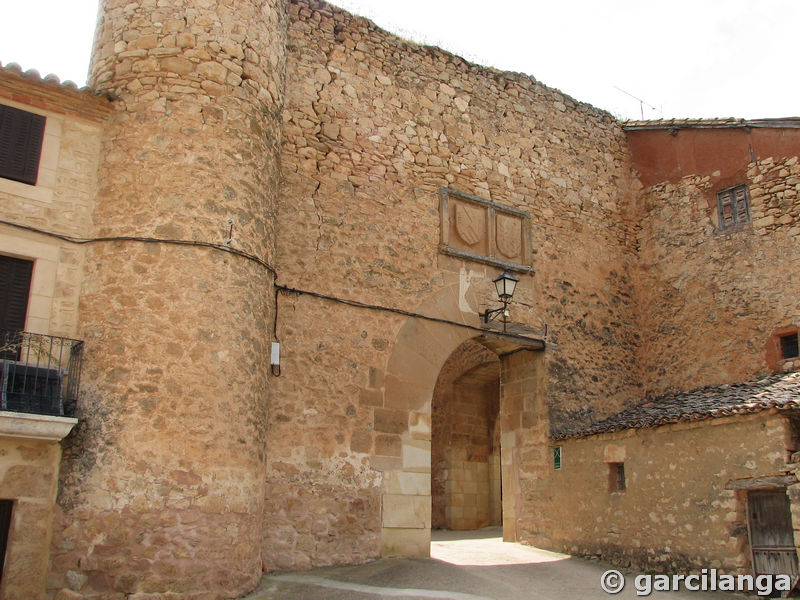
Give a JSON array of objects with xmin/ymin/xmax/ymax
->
[{"xmin": 1, "ymin": 1, "xmax": 797, "ymax": 121}]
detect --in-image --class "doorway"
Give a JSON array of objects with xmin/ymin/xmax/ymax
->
[
  {"xmin": 431, "ymin": 340, "xmax": 501, "ymax": 531},
  {"xmin": 746, "ymin": 489, "xmax": 799, "ymax": 579}
]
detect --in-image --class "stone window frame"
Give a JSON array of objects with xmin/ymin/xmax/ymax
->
[
  {"xmin": 766, "ymin": 325, "xmax": 800, "ymax": 372},
  {"xmin": 0, "ymin": 234, "xmax": 60, "ymax": 335},
  {"xmin": 0, "ymin": 99, "xmax": 63, "ymax": 204},
  {"xmin": 0, "ymin": 104, "xmax": 46, "ymax": 186},
  {"xmin": 716, "ymin": 183, "xmax": 751, "ymax": 231}
]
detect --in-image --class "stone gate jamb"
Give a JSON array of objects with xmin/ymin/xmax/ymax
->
[{"xmin": 499, "ymin": 348, "xmax": 548, "ymax": 543}]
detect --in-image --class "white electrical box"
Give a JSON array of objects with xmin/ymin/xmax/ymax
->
[{"xmin": 270, "ymin": 342, "xmax": 281, "ymax": 366}]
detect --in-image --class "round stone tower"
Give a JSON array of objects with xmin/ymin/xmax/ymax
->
[{"xmin": 50, "ymin": 0, "xmax": 287, "ymax": 597}]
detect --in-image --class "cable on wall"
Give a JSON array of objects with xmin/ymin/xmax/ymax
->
[
  {"xmin": 2, "ymin": 219, "xmax": 545, "ymax": 378},
  {"xmin": 274, "ymin": 284, "xmax": 543, "ymax": 344},
  {"xmin": 0, "ymin": 219, "xmax": 277, "ymax": 276}
]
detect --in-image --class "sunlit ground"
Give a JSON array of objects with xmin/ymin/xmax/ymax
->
[{"xmin": 430, "ymin": 527, "xmax": 570, "ymax": 566}]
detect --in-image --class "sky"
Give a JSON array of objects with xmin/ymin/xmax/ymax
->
[{"xmin": 0, "ymin": 0, "xmax": 797, "ymax": 121}]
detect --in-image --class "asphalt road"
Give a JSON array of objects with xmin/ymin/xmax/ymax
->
[{"xmin": 242, "ymin": 528, "xmax": 748, "ymax": 600}]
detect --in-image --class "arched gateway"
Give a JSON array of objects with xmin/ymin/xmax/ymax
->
[{"xmin": 379, "ymin": 282, "xmax": 546, "ymax": 556}]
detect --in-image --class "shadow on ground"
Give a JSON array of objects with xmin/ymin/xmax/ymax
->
[{"xmin": 242, "ymin": 527, "xmax": 744, "ymax": 599}]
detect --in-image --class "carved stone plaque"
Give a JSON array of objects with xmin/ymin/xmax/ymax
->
[
  {"xmin": 439, "ymin": 187, "xmax": 533, "ymax": 273},
  {"xmin": 495, "ymin": 213, "xmax": 522, "ymax": 262},
  {"xmin": 454, "ymin": 203, "xmax": 484, "ymax": 247}
]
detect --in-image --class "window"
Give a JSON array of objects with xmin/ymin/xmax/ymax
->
[
  {"xmin": 0, "ymin": 104, "xmax": 46, "ymax": 186},
  {"xmin": 608, "ymin": 462, "xmax": 625, "ymax": 492},
  {"xmin": 0, "ymin": 500, "xmax": 12, "ymax": 585},
  {"xmin": 781, "ymin": 333, "xmax": 799, "ymax": 361},
  {"xmin": 717, "ymin": 184, "xmax": 750, "ymax": 230},
  {"xmin": 0, "ymin": 255, "xmax": 33, "ymax": 335},
  {"xmin": 553, "ymin": 446, "xmax": 562, "ymax": 470}
]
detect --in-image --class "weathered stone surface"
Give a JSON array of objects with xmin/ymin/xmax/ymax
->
[
  {"xmin": 48, "ymin": 0, "xmax": 288, "ymax": 598},
  {"xmin": 543, "ymin": 413, "xmax": 790, "ymax": 573},
  {"xmin": 0, "ymin": 0, "xmax": 797, "ymax": 596}
]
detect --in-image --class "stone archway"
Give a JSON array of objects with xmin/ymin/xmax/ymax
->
[
  {"xmin": 378, "ymin": 279, "xmax": 546, "ymax": 557},
  {"xmin": 431, "ymin": 340, "xmax": 501, "ymax": 531}
]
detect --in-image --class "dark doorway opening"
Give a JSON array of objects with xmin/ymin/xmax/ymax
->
[
  {"xmin": 0, "ymin": 500, "xmax": 14, "ymax": 585},
  {"xmin": 431, "ymin": 339, "xmax": 501, "ymax": 531}
]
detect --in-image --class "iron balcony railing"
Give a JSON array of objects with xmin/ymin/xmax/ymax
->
[{"xmin": 0, "ymin": 330, "xmax": 83, "ymax": 418}]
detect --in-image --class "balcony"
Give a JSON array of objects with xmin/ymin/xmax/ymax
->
[{"xmin": 0, "ymin": 330, "xmax": 83, "ymax": 419}]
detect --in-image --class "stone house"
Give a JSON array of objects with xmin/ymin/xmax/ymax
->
[{"xmin": 0, "ymin": 0, "xmax": 797, "ymax": 598}]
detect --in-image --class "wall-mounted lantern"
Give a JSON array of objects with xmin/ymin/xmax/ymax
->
[{"xmin": 481, "ymin": 270, "xmax": 519, "ymax": 332}]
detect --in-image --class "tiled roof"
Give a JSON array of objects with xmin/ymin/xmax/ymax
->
[
  {"xmin": 552, "ymin": 371, "xmax": 800, "ymax": 440},
  {"xmin": 0, "ymin": 61, "xmax": 111, "ymax": 121},
  {"xmin": 623, "ymin": 117, "xmax": 800, "ymax": 131},
  {"xmin": 0, "ymin": 61, "xmax": 91, "ymax": 93}
]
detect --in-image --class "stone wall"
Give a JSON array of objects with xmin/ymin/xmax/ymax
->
[
  {"xmin": 49, "ymin": 0, "xmax": 288, "ymax": 597},
  {"xmin": 0, "ymin": 70, "xmax": 101, "ymax": 600},
  {"xmin": 268, "ymin": 0, "xmax": 642, "ymax": 567},
  {"xmin": 0, "ymin": 69, "xmax": 109, "ymax": 338},
  {"xmin": 633, "ymin": 131, "xmax": 800, "ymax": 396},
  {"xmin": 542, "ymin": 413, "xmax": 791, "ymax": 572},
  {"xmin": 4, "ymin": 0, "xmax": 796, "ymax": 592},
  {"xmin": 0, "ymin": 431, "xmax": 71, "ymax": 600}
]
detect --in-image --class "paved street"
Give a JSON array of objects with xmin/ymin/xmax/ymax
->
[{"xmin": 243, "ymin": 528, "xmax": 744, "ymax": 599}]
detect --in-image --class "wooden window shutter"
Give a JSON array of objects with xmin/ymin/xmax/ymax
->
[
  {"xmin": 718, "ymin": 189, "xmax": 735, "ymax": 228},
  {"xmin": 0, "ymin": 104, "xmax": 46, "ymax": 186},
  {"xmin": 0, "ymin": 255, "xmax": 33, "ymax": 332},
  {"xmin": 734, "ymin": 185, "xmax": 750, "ymax": 225},
  {"xmin": 717, "ymin": 184, "xmax": 750, "ymax": 230}
]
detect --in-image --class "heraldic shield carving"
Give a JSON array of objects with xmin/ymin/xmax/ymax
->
[
  {"xmin": 439, "ymin": 187, "xmax": 532, "ymax": 272},
  {"xmin": 454, "ymin": 202, "xmax": 485, "ymax": 247},
  {"xmin": 495, "ymin": 213, "xmax": 522, "ymax": 260}
]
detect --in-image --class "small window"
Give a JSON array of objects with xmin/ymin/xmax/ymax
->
[
  {"xmin": 717, "ymin": 184, "xmax": 750, "ymax": 230},
  {"xmin": 608, "ymin": 462, "xmax": 625, "ymax": 492},
  {"xmin": 553, "ymin": 446, "xmax": 562, "ymax": 470},
  {"xmin": 781, "ymin": 333, "xmax": 799, "ymax": 360},
  {"xmin": 0, "ymin": 104, "xmax": 46, "ymax": 186}
]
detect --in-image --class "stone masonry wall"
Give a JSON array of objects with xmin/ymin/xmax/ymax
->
[
  {"xmin": 50, "ymin": 0, "xmax": 288, "ymax": 598},
  {"xmin": 268, "ymin": 0, "xmax": 641, "ymax": 568},
  {"xmin": 543, "ymin": 413, "xmax": 791, "ymax": 573},
  {"xmin": 636, "ymin": 154, "xmax": 800, "ymax": 396},
  {"xmin": 0, "ymin": 436, "xmax": 64, "ymax": 600},
  {"xmin": 0, "ymin": 70, "xmax": 109, "ymax": 339},
  {"xmin": 443, "ymin": 377, "xmax": 500, "ymax": 531}
]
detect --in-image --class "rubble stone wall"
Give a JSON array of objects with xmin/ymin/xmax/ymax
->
[
  {"xmin": 269, "ymin": 0, "xmax": 642, "ymax": 566},
  {"xmin": 635, "ymin": 144, "xmax": 800, "ymax": 396},
  {"xmin": 544, "ymin": 413, "xmax": 791, "ymax": 573},
  {"xmin": 49, "ymin": 0, "xmax": 288, "ymax": 598}
]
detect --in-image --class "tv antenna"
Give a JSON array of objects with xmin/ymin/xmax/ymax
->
[{"xmin": 613, "ymin": 86, "xmax": 662, "ymax": 120}]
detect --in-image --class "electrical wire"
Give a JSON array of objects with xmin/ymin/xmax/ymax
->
[
  {"xmin": 274, "ymin": 284, "xmax": 544, "ymax": 344},
  {"xmin": 0, "ymin": 219, "xmax": 277, "ymax": 276},
  {"xmin": 2, "ymin": 219, "xmax": 545, "ymax": 373}
]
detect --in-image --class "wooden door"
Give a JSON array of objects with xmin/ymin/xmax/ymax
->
[{"xmin": 747, "ymin": 490, "xmax": 799, "ymax": 578}]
